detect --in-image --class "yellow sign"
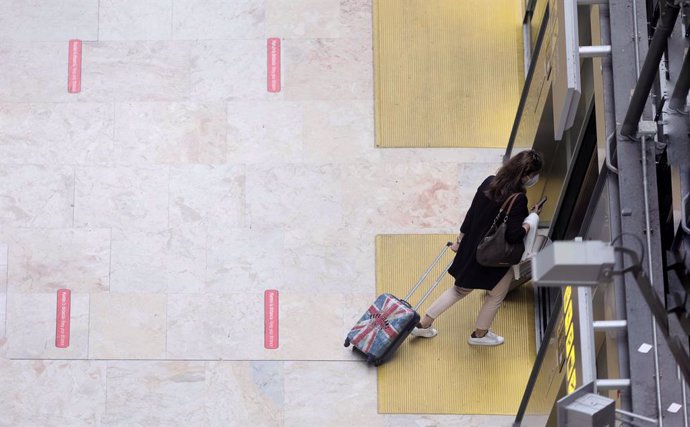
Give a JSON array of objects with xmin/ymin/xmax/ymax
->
[{"xmin": 563, "ymin": 286, "xmax": 577, "ymax": 393}]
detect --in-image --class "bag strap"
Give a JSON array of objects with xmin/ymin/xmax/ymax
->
[
  {"xmin": 501, "ymin": 193, "xmax": 521, "ymax": 223},
  {"xmin": 499, "ymin": 193, "xmax": 520, "ymax": 213},
  {"xmin": 490, "ymin": 193, "xmax": 521, "ymax": 227},
  {"xmin": 501, "ymin": 193, "xmax": 520, "ymax": 212}
]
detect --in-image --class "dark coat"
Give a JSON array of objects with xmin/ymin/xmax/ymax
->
[{"xmin": 447, "ymin": 176, "xmax": 529, "ymax": 290}]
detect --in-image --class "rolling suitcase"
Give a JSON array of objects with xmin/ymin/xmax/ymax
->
[{"xmin": 344, "ymin": 242, "xmax": 453, "ymax": 366}]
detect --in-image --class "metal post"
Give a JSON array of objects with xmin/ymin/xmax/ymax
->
[
  {"xmin": 579, "ymin": 45, "xmax": 612, "ymax": 57},
  {"xmin": 597, "ymin": 378, "xmax": 632, "ymax": 389},
  {"xmin": 593, "ymin": 320, "xmax": 628, "ymax": 330},
  {"xmin": 621, "ymin": 0, "xmax": 681, "ymax": 137},
  {"xmin": 669, "ymin": 50, "xmax": 690, "ymax": 111},
  {"xmin": 523, "ymin": 22, "xmax": 532, "ymax": 78},
  {"xmin": 599, "ymin": 1, "xmax": 632, "ymax": 412},
  {"xmin": 664, "ymin": 10, "xmax": 690, "ymax": 424},
  {"xmin": 616, "ymin": 409, "xmax": 660, "ymax": 424},
  {"xmin": 577, "ymin": 287, "xmax": 597, "ymax": 389},
  {"xmin": 609, "ymin": 0, "xmax": 661, "ymax": 418},
  {"xmin": 641, "ymin": 135, "xmax": 665, "ymax": 427}
]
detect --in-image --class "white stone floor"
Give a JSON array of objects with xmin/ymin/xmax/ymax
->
[{"xmin": 0, "ymin": 1, "xmax": 516, "ymax": 425}]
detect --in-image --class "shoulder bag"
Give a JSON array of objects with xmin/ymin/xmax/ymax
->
[{"xmin": 476, "ymin": 193, "xmax": 525, "ymax": 267}]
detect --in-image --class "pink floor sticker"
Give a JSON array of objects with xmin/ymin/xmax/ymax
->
[
  {"xmin": 267, "ymin": 38, "xmax": 281, "ymax": 93},
  {"xmin": 55, "ymin": 289, "xmax": 71, "ymax": 348},
  {"xmin": 68, "ymin": 40, "xmax": 82, "ymax": 93},
  {"xmin": 264, "ymin": 289, "xmax": 279, "ymax": 349}
]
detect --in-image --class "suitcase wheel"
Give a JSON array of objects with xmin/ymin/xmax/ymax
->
[{"xmin": 344, "ymin": 338, "xmax": 351, "ymax": 347}]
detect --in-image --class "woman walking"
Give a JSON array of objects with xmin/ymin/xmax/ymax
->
[{"xmin": 411, "ymin": 149, "xmax": 544, "ymax": 346}]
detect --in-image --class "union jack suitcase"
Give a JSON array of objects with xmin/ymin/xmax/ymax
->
[{"xmin": 344, "ymin": 242, "xmax": 453, "ymax": 366}]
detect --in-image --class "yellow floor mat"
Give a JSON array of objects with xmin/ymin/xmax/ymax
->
[
  {"xmin": 374, "ymin": 0, "xmax": 524, "ymax": 148},
  {"xmin": 376, "ymin": 234, "xmax": 537, "ymax": 415}
]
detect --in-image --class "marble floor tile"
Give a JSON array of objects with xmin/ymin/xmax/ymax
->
[
  {"xmin": 246, "ymin": 164, "xmax": 343, "ymax": 229},
  {"xmin": 0, "ymin": 293, "xmax": 5, "ymax": 338},
  {"xmin": 80, "ymin": 42, "xmax": 192, "ymax": 102},
  {"xmin": 302, "ymin": 100, "xmax": 378, "ymax": 164},
  {"xmin": 114, "ymin": 102, "xmax": 227, "ymax": 165},
  {"xmin": 173, "ymin": 0, "xmax": 265, "ymax": 40},
  {"xmin": 457, "ymin": 162, "xmax": 504, "ymax": 201},
  {"xmin": 226, "ymin": 101, "xmax": 305, "ymax": 164},
  {"xmin": 205, "ymin": 227, "xmax": 285, "ymax": 293},
  {"xmin": 104, "ymin": 361, "xmax": 206, "ymax": 426},
  {"xmin": 266, "ymin": 0, "xmax": 341, "ymax": 38},
  {"xmin": 0, "ymin": 2, "xmax": 538, "ymax": 424},
  {"xmin": 283, "ymin": 361, "xmax": 382, "ymax": 427},
  {"xmin": 282, "ymin": 38, "xmax": 373, "ymax": 100},
  {"xmin": 0, "ymin": 103, "xmax": 115, "ymax": 165},
  {"xmin": 111, "ymin": 226, "xmax": 206, "ymax": 294},
  {"xmin": 267, "ymin": 0, "xmax": 371, "ymax": 39},
  {"xmin": 340, "ymin": 0, "xmax": 372, "ymax": 38},
  {"xmin": 0, "ymin": 360, "xmax": 106, "ymax": 426},
  {"xmin": 89, "ymin": 293, "xmax": 166, "ymax": 359},
  {"xmin": 164, "ymin": 225, "xmax": 208, "ymax": 293},
  {"xmin": 0, "ymin": 265, "xmax": 5, "ymax": 295},
  {"xmin": 206, "ymin": 361, "xmax": 284, "ymax": 426},
  {"xmin": 0, "ymin": 0, "xmax": 98, "ymax": 41},
  {"xmin": 0, "ymin": 165, "xmax": 74, "ymax": 228},
  {"xmin": 74, "ymin": 166, "xmax": 169, "ymax": 232},
  {"xmin": 275, "ymin": 291, "xmax": 360, "ymax": 360},
  {"xmin": 169, "ymin": 165, "xmax": 245, "ymax": 229},
  {"xmin": 110, "ymin": 229, "xmax": 168, "ymax": 293},
  {"xmin": 99, "ymin": 0, "xmax": 173, "ymax": 41},
  {"xmin": 2, "ymin": 228, "xmax": 110, "ymax": 293},
  {"xmin": 0, "ymin": 242, "xmax": 6, "ymax": 265},
  {"xmin": 0, "ymin": 243, "xmax": 8, "ymax": 293},
  {"xmin": 167, "ymin": 291, "xmax": 360, "ymax": 361},
  {"xmin": 191, "ymin": 40, "xmax": 266, "ymax": 101},
  {"xmin": 167, "ymin": 293, "xmax": 264, "ymax": 359},
  {"xmin": 0, "ymin": 42, "xmax": 72, "ymax": 102},
  {"xmin": 280, "ymin": 226, "xmax": 374, "ymax": 294},
  {"xmin": 110, "ymin": 225, "xmax": 207, "ymax": 293},
  {"xmin": 341, "ymin": 162, "xmax": 463, "ymax": 232},
  {"xmin": 6, "ymin": 292, "xmax": 89, "ymax": 359}
]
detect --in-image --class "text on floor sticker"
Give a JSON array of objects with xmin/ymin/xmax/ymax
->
[
  {"xmin": 55, "ymin": 289, "xmax": 71, "ymax": 348},
  {"xmin": 264, "ymin": 289, "xmax": 279, "ymax": 349}
]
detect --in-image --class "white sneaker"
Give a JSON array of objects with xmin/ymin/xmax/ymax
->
[
  {"xmin": 411, "ymin": 326, "xmax": 438, "ymax": 338},
  {"xmin": 467, "ymin": 331, "xmax": 504, "ymax": 346}
]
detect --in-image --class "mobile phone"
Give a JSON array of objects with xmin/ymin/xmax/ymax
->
[{"xmin": 535, "ymin": 196, "xmax": 547, "ymax": 210}]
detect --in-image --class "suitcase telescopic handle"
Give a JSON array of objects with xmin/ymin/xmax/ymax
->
[
  {"xmin": 414, "ymin": 259, "xmax": 454, "ymax": 311},
  {"xmin": 403, "ymin": 241, "xmax": 453, "ymax": 302}
]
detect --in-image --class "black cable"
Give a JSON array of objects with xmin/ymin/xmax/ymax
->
[
  {"xmin": 611, "ymin": 232, "xmax": 646, "ymax": 266},
  {"xmin": 611, "ymin": 246, "xmax": 644, "ymax": 275}
]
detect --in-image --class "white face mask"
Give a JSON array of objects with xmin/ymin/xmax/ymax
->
[{"xmin": 524, "ymin": 174, "xmax": 539, "ymax": 188}]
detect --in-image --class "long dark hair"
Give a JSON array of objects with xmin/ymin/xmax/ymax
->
[{"xmin": 485, "ymin": 149, "xmax": 543, "ymax": 202}]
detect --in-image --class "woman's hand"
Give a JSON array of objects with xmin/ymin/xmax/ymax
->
[
  {"xmin": 522, "ymin": 223, "xmax": 531, "ymax": 234},
  {"xmin": 451, "ymin": 233, "xmax": 463, "ymax": 252}
]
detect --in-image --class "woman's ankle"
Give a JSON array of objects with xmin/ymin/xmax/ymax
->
[
  {"xmin": 419, "ymin": 315, "xmax": 435, "ymax": 329},
  {"xmin": 473, "ymin": 329, "xmax": 488, "ymax": 338}
]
